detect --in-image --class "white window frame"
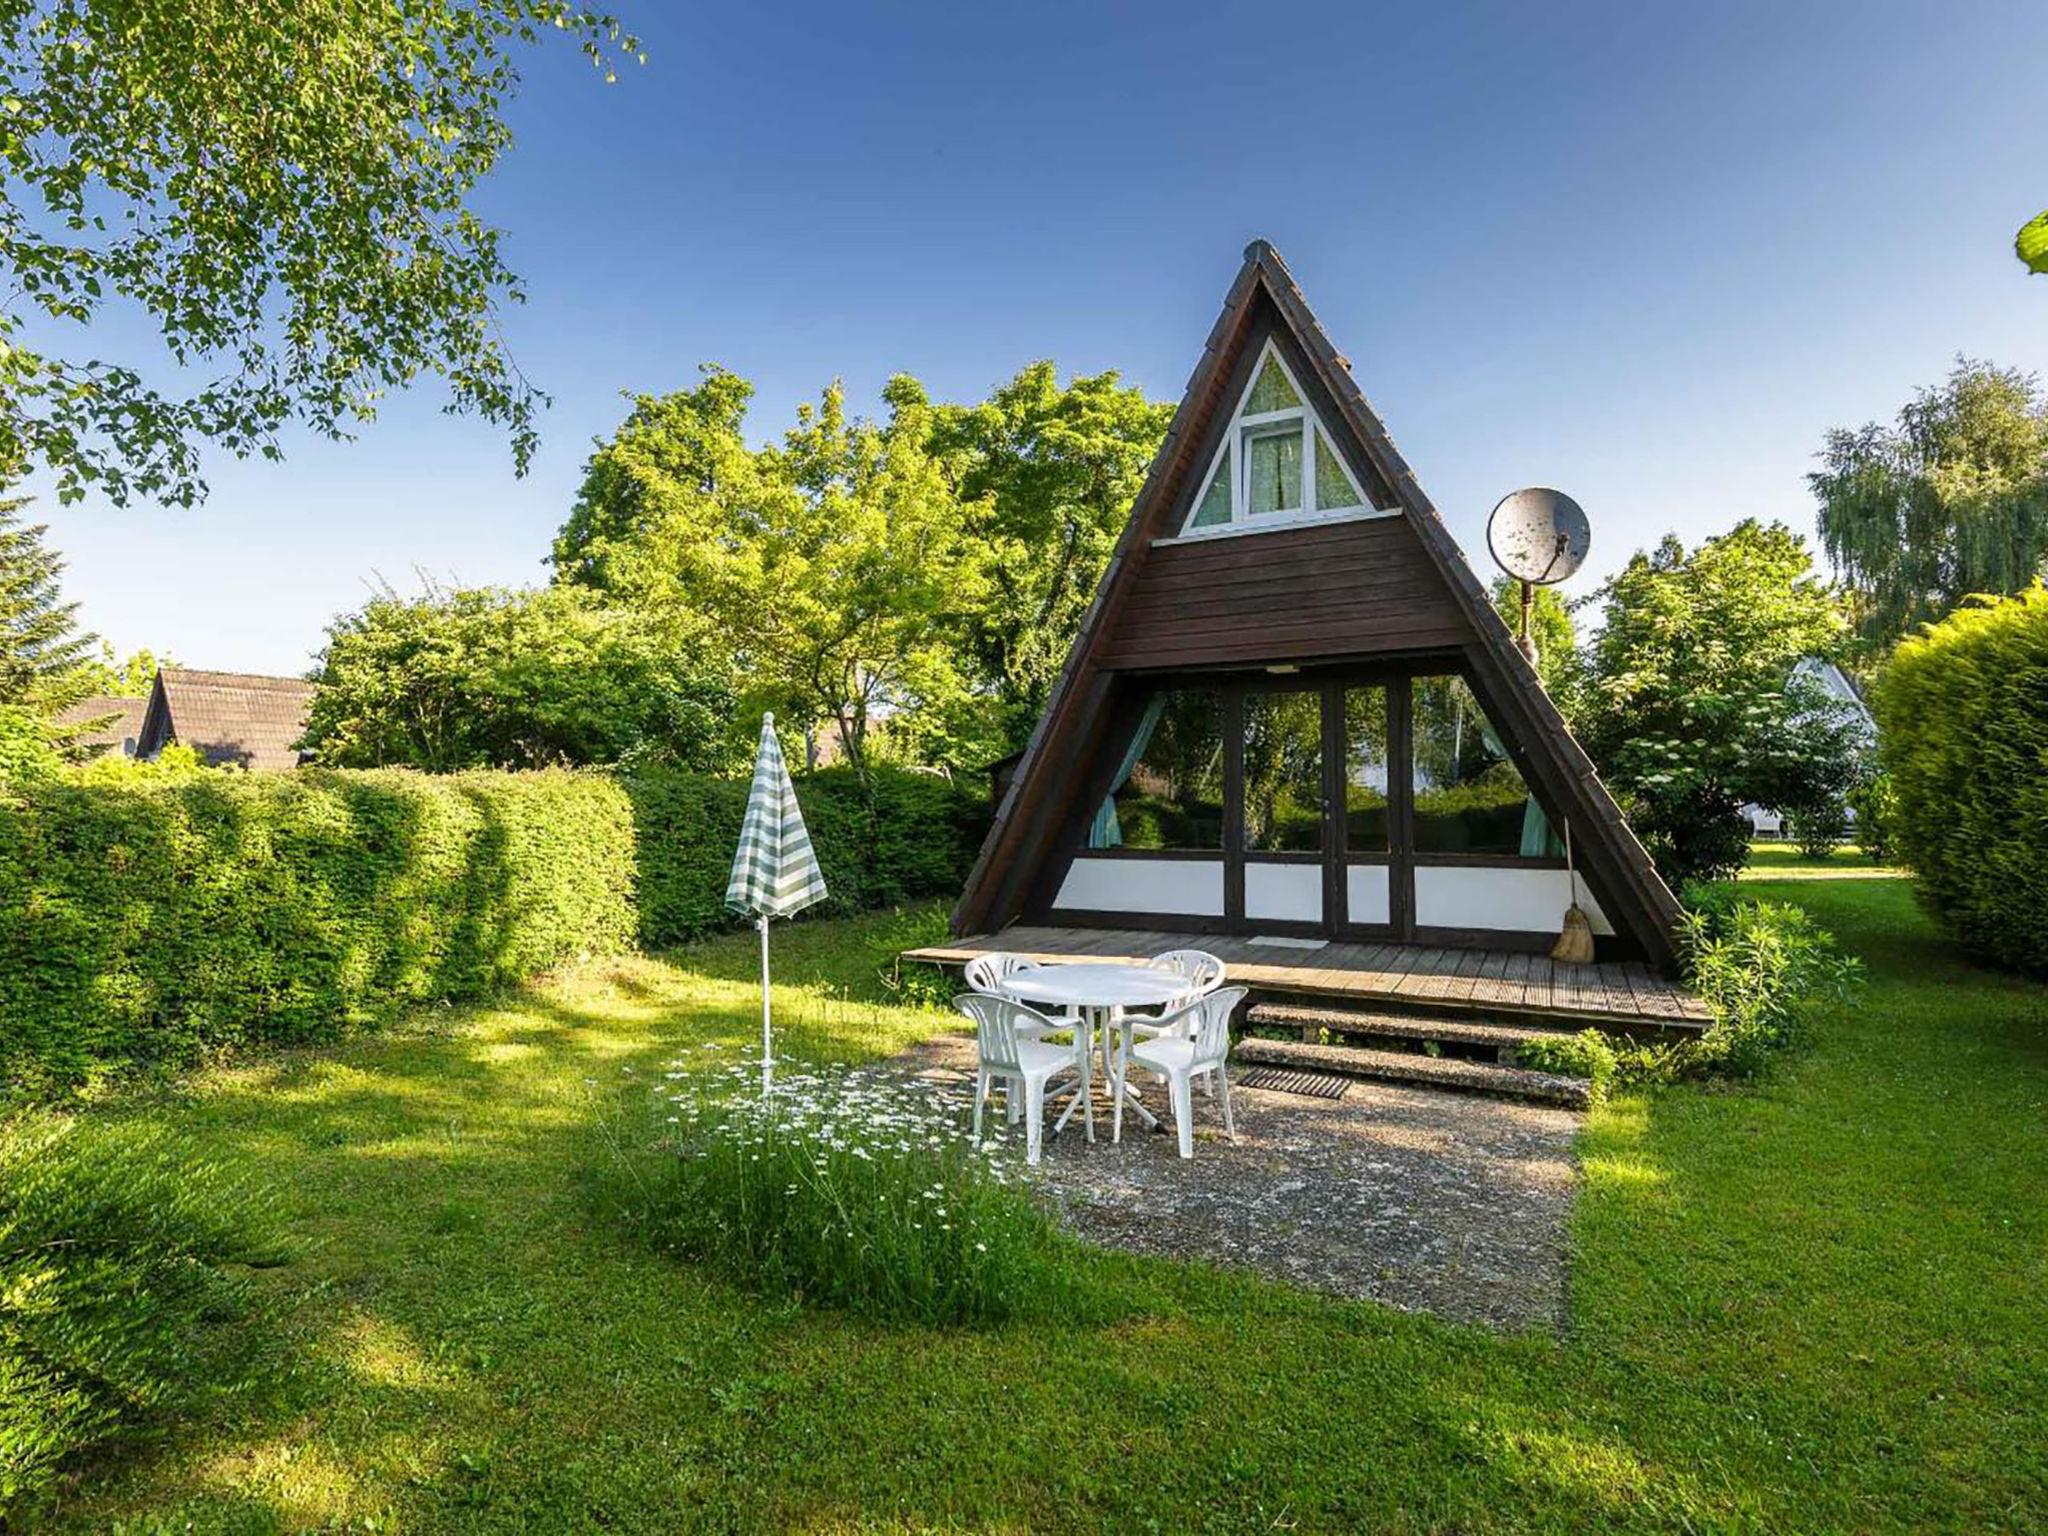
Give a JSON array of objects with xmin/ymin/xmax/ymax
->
[{"xmin": 1175, "ymin": 339, "xmax": 1388, "ymax": 540}]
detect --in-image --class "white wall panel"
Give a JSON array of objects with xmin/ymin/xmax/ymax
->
[
  {"xmin": 1053, "ymin": 857, "xmax": 1225, "ymax": 917},
  {"xmin": 1245, "ymin": 861, "xmax": 1321, "ymax": 923},
  {"xmin": 1413, "ymin": 866, "xmax": 1613, "ymax": 935},
  {"xmin": 1345, "ymin": 864, "xmax": 1391, "ymax": 925}
]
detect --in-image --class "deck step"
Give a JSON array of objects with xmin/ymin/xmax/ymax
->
[
  {"xmin": 1247, "ymin": 1002, "xmax": 1585, "ymax": 1053},
  {"xmin": 1234, "ymin": 1036, "xmax": 1592, "ymax": 1108}
]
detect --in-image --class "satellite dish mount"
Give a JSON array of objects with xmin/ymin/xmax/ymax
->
[{"xmin": 1485, "ymin": 488, "xmax": 1592, "ymax": 664}]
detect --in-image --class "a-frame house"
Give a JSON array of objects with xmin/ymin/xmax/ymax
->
[{"xmin": 949, "ymin": 241, "xmax": 1686, "ymax": 977}]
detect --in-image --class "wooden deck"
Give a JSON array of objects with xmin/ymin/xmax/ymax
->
[{"xmin": 902, "ymin": 925, "xmax": 1712, "ymax": 1032}]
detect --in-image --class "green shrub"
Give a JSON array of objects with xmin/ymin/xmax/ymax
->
[
  {"xmin": 1523, "ymin": 897, "xmax": 1861, "ymax": 1091},
  {"xmin": 1847, "ymin": 769, "xmax": 1898, "ymax": 862},
  {"xmin": 1680, "ymin": 893, "xmax": 1862, "ymax": 1077},
  {"xmin": 1512, "ymin": 1028, "xmax": 1618, "ymax": 1091},
  {"xmin": 0, "ymin": 768, "xmax": 636, "ymax": 1090},
  {"xmin": 1788, "ymin": 799, "xmax": 1849, "ymax": 859},
  {"xmin": 1873, "ymin": 585, "xmax": 2048, "ymax": 973},
  {"xmin": 862, "ymin": 905, "xmax": 957, "ymax": 1007},
  {"xmin": 621, "ymin": 763, "xmax": 987, "ymax": 948},
  {"xmin": 593, "ymin": 1057, "xmax": 1079, "ymax": 1327},
  {"xmin": 0, "ymin": 1111, "xmax": 290, "ymax": 1518}
]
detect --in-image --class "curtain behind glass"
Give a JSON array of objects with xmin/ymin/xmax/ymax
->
[{"xmin": 1089, "ymin": 695, "xmax": 1168, "ymax": 848}]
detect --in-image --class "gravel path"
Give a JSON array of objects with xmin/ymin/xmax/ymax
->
[{"xmin": 889, "ymin": 1032, "xmax": 1582, "ymax": 1331}]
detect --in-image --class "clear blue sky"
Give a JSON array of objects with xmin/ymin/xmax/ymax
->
[{"xmin": 43, "ymin": 0, "xmax": 2048, "ymax": 676}]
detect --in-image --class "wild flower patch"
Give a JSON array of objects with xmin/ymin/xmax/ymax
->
[{"xmin": 592, "ymin": 1050, "xmax": 1081, "ymax": 1327}]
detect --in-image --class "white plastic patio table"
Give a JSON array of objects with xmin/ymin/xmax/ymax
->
[{"xmin": 998, "ymin": 963, "xmax": 1187, "ymax": 1137}]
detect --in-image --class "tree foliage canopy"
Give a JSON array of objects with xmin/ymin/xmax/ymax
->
[
  {"xmin": 0, "ymin": 1, "xmax": 635, "ymax": 505},
  {"xmin": 1488, "ymin": 574, "xmax": 1579, "ymax": 706},
  {"xmin": 926, "ymin": 363, "xmax": 1170, "ymax": 742},
  {"xmin": 1575, "ymin": 520, "xmax": 1862, "ymax": 886},
  {"xmin": 1810, "ymin": 358, "xmax": 2048, "ymax": 652},
  {"xmin": 2017, "ymin": 209, "xmax": 2048, "ymax": 276},
  {"xmin": 301, "ymin": 582, "xmax": 736, "ymax": 773},
  {"xmin": 0, "ymin": 493, "xmax": 91, "ymax": 707},
  {"xmin": 554, "ymin": 362, "xmax": 1167, "ymax": 777}
]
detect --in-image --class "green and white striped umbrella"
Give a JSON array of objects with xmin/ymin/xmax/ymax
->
[
  {"xmin": 727, "ymin": 713, "xmax": 825, "ymax": 1089},
  {"xmin": 726, "ymin": 713, "xmax": 827, "ymax": 919}
]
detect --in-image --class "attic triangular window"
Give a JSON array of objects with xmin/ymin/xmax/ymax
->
[
  {"xmin": 1245, "ymin": 354, "xmax": 1301, "ymax": 414},
  {"xmin": 1179, "ymin": 339, "xmax": 1378, "ymax": 535}
]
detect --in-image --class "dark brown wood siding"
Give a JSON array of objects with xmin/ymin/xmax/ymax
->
[{"xmin": 1099, "ymin": 515, "xmax": 1474, "ymax": 670}]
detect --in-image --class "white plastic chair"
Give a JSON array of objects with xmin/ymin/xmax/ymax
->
[
  {"xmin": 954, "ymin": 994, "xmax": 1093, "ymax": 1165},
  {"xmin": 1118, "ymin": 986, "xmax": 1245, "ymax": 1158},
  {"xmin": 1129, "ymin": 950, "xmax": 1228, "ymax": 1096},
  {"xmin": 961, "ymin": 952, "xmax": 1074, "ymax": 1036},
  {"xmin": 1129, "ymin": 949, "xmax": 1226, "ymax": 1039}
]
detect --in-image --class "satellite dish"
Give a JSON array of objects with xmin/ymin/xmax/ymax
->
[
  {"xmin": 1487, "ymin": 488, "xmax": 1591, "ymax": 587},
  {"xmin": 1487, "ymin": 488, "xmax": 1591, "ymax": 665}
]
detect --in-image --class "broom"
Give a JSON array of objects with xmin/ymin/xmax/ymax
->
[{"xmin": 1551, "ymin": 820, "xmax": 1595, "ymax": 966}]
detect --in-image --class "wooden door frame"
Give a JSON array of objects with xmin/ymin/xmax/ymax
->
[{"xmin": 1030, "ymin": 659, "xmax": 1574, "ymax": 942}]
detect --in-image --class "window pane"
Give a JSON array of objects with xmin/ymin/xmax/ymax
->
[
  {"xmin": 1190, "ymin": 445, "xmax": 1232, "ymax": 528},
  {"xmin": 1411, "ymin": 676, "xmax": 1556, "ymax": 855},
  {"xmin": 1343, "ymin": 686, "xmax": 1389, "ymax": 851},
  {"xmin": 1243, "ymin": 690, "xmax": 1322, "ymax": 852},
  {"xmin": 1092, "ymin": 689, "xmax": 1224, "ymax": 850},
  {"xmin": 1314, "ymin": 426, "xmax": 1362, "ymax": 509},
  {"xmin": 1245, "ymin": 353, "xmax": 1301, "ymax": 414},
  {"xmin": 1246, "ymin": 428, "xmax": 1303, "ymax": 516}
]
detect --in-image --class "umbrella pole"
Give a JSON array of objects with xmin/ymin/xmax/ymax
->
[{"xmin": 759, "ymin": 913, "xmax": 773, "ymax": 1094}]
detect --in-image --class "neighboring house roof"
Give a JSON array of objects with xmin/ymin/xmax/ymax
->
[
  {"xmin": 52, "ymin": 695, "xmax": 148, "ymax": 758},
  {"xmin": 137, "ymin": 668, "xmax": 315, "ymax": 772},
  {"xmin": 1792, "ymin": 656, "xmax": 1876, "ymax": 732},
  {"xmin": 951, "ymin": 240, "xmax": 1687, "ymax": 973}
]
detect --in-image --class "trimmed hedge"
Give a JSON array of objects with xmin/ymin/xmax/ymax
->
[
  {"xmin": 1873, "ymin": 585, "xmax": 2048, "ymax": 974},
  {"xmin": 0, "ymin": 762, "xmax": 989, "ymax": 1090},
  {"xmin": 0, "ymin": 769, "xmax": 638, "ymax": 1088},
  {"xmin": 624, "ymin": 764, "xmax": 988, "ymax": 947}
]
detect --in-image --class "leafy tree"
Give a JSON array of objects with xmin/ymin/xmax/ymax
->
[
  {"xmin": 1488, "ymin": 574, "xmax": 1579, "ymax": 707},
  {"xmin": 1810, "ymin": 359, "xmax": 2048, "ymax": 652},
  {"xmin": 927, "ymin": 363, "xmax": 1171, "ymax": 750},
  {"xmin": 1576, "ymin": 520, "xmax": 1861, "ymax": 886},
  {"xmin": 0, "ymin": 2, "xmax": 636, "ymax": 505},
  {"xmin": 2018, "ymin": 209, "xmax": 2048, "ymax": 275},
  {"xmin": 556, "ymin": 369, "xmax": 990, "ymax": 783},
  {"xmin": 301, "ymin": 582, "xmax": 737, "ymax": 773},
  {"xmin": 0, "ymin": 702, "xmax": 62, "ymax": 781},
  {"xmin": 0, "ymin": 494, "xmax": 93, "ymax": 708},
  {"xmin": 74, "ymin": 644, "xmax": 171, "ymax": 697}
]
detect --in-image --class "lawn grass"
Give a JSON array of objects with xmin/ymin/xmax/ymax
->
[
  {"xmin": 50, "ymin": 881, "xmax": 2048, "ymax": 1533},
  {"xmin": 1741, "ymin": 840, "xmax": 1894, "ymax": 877}
]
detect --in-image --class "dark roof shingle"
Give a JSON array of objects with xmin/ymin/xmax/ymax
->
[
  {"xmin": 52, "ymin": 695, "xmax": 148, "ymax": 757},
  {"xmin": 146, "ymin": 668, "xmax": 315, "ymax": 772}
]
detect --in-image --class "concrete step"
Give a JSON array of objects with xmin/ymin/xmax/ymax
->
[
  {"xmin": 1234, "ymin": 1036, "xmax": 1592, "ymax": 1109},
  {"xmin": 1247, "ymin": 1001, "xmax": 1585, "ymax": 1054}
]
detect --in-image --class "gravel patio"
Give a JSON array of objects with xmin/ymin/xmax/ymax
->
[{"xmin": 889, "ymin": 1032, "xmax": 1583, "ymax": 1331}]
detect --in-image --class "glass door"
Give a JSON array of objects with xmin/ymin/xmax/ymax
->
[
  {"xmin": 1235, "ymin": 687, "xmax": 1326, "ymax": 929},
  {"xmin": 1335, "ymin": 682, "xmax": 1396, "ymax": 937}
]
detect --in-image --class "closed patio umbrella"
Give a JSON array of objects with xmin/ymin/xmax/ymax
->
[{"xmin": 725, "ymin": 713, "xmax": 828, "ymax": 1091}]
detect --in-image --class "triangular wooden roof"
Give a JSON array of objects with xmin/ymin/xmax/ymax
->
[
  {"xmin": 139, "ymin": 668, "xmax": 315, "ymax": 772},
  {"xmin": 952, "ymin": 240, "xmax": 1685, "ymax": 973}
]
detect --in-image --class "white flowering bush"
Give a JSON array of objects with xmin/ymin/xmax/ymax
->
[{"xmin": 593, "ymin": 1050, "xmax": 1074, "ymax": 1326}]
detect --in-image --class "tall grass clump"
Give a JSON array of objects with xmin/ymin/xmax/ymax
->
[
  {"xmin": 594, "ymin": 1052, "xmax": 1080, "ymax": 1327},
  {"xmin": 0, "ymin": 1112, "xmax": 291, "ymax": 1518}
]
